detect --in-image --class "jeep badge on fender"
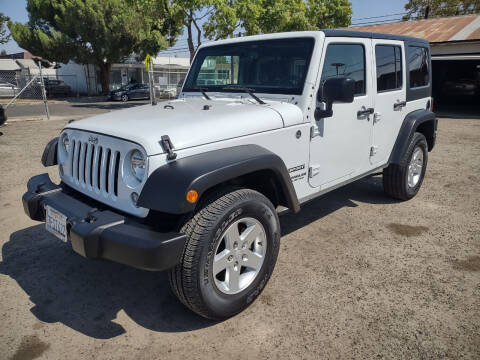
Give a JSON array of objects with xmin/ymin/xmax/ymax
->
[{"xmin": 22, "ymin": 30, "xmax": 436, "ymax": 320}]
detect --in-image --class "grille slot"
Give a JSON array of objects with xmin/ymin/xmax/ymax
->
[{"xmin": 114, "ymin": 152, "xmax": 120, "ymax": 196}]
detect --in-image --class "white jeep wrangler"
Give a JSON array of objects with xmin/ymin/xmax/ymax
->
[{"xmin": 23, "ymin": 30, "xmax": 437, "ymax": 320}]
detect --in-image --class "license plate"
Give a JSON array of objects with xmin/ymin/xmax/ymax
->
[{"xmin": 45, "ymin": 205, "xmax": 68, "ymax": 242}]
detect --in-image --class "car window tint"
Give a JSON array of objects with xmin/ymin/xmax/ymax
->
[
  {"xmin": 321, "ymin": 44, "xmax": 366, "ymax": 96},
  {"xmin": 409, "ymin": 46, "xmax": 429, "ymax": 88},
  {"xmin": 375, "ymin": 45, "xmax": 403, "ymax": 92}
]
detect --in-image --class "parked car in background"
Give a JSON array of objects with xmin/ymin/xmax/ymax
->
[
  {"xmin": 108, "ymin": 83, "xmax": 150, "ymax": 102},
  {"xmin": 44, "ymin": 79, "xmax": 71, "ymax": 97},
  {"xmin": 0, "ymin": 82, "xmax": 19, "ymax": 98},
  {"xmin": 442, "ymin": 78, "xmax": 479, "ymax": 98}
]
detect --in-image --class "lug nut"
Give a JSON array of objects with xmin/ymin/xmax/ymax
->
[
  {"xmin": 233, "ymin": 241, "xmax": 238, "ymax": 249},
  {"xmin": 228, "ymin": 255, "xmax": 234, "ymax": 262},
  {"xmin": 242, "ymin": 254, "xmax": 248, "ymax": 261}
]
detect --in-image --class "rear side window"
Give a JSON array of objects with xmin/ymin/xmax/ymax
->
[
  {"xmin": 409, "ymin": 46, "xmax": 429, "ymax": 88},
  {"xmin": 376, "ymin": 45, "xmax": 402, "ymax": 92},
  {"xmin": 321, "ymin": 44, "xmax": 366, "ymax": 96}
]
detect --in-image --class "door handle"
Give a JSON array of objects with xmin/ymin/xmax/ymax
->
[
  {"xmin": 393, "ymin": 101, "xmax": 406, "ymax": 110},
  {"xmin": 357, "ymin": 107, "xmax": 374, "ymax": 118}
]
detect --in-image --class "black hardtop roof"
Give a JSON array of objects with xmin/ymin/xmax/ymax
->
[{"xmin": 322, "ymin": 29, "xmax": 430, "ymax": 46}]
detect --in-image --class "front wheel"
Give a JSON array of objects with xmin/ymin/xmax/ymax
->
[
  {"xmin": 169, "ymin": 188, "xmax": 280, "ymax": 320},
  {"xmin": 383, "ymin": 132, "xmax": 428, "ymax": 200},
  {"xmin": 121, "ymin": 94, "xmax": 128, "ymax": 102}
]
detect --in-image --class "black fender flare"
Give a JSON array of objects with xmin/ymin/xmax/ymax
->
[
  {"xmin": 137, "ymin": 144, "xmax": 300, "ymax": 215},
  {"xmin": 41, "ymin": 137, "xmax": 59, "ymax": 167},
  {"xmin": 389, "ymin": 109, "xmax": 437, "ymax": 165}
]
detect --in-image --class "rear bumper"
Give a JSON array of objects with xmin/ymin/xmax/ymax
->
[{"xmin": 22, "ymin": 173, "xmax": 186, "ymax": 271}]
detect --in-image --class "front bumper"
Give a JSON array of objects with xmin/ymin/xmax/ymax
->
[{"xmin": 22, "ymin": 173, "xmax": 186, "ymax": 271}]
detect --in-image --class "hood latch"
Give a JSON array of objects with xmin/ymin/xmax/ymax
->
[{"xmin": 160, "ymin": 135, "xmax": 177, "ymax": 160}]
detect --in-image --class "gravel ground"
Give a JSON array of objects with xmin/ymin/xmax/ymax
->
[{"xmin": 0, "ymin": 117, "xmax": 479, "ymax": 360}]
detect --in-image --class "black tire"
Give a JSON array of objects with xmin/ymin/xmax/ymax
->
[
  {"xmin": 383, "ymin": 132, "xmax": 428, "ymax": 200},
  {"xmin": 121, "ymin": 94, "xmax": 128, "ymax": 102},
  {"xmin": 168, "ymin": 187, "xmax": 280, "ymax": 320}
]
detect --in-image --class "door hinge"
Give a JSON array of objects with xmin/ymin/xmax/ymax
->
[
  {"xmin": 310, "ymin": 125, "xmax": 320, "ymax": 139},
  {"xmin": 370, "ymin": 146, "xmax": 378, "ymax": 157},
  {"xmin": 309, "ymin": 165, "xmax": 320, "ymax": 178},
  {"xmin": 373, "ymin": 112, "xmax": 381, "ymax": 124}
]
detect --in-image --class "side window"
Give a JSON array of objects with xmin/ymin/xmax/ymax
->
[
  {"xmin": 409, "ymin": 46, "xmax": 429, "ymax": 88},
  {"xmin": 321, "ymin": 44, "xmax": 366, "ymax": 96},
  {"xmin": 375, "ymin": 45, "xmax": 403, "ymax": 92}
]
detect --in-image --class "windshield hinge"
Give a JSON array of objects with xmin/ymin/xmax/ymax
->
[
  {"xmin": 160, "ymin": 135, "xmax": 177, "ymax": 160},
  {"xmin": 310, "ymin": 125, "xmax": 320, "ymax": 139}
]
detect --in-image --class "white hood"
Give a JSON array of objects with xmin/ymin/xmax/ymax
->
[{"xmin": 66, "ymin": 98, "xmax": 303, "ymax": 155}]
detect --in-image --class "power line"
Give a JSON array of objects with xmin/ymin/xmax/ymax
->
[
  {"xmin": 352, "ymin": 4, "xmax": 479, "ymax": 24},
  {"xmin": 352, "ymin": 12, "xmax": 408, "ymax": 21},
  {"xmin": 352, "ymin": 8, "xmax": 479, "ymax": 26}
]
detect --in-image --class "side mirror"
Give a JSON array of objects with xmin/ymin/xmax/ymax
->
[{"xmin": 315, "ymin": 77, "xmax": 355, "ymax": 119}]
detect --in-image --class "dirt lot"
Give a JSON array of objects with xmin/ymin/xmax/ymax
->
[{"xmin": 0, "ymin": 118, "xmax": 479, "ymax": 360}]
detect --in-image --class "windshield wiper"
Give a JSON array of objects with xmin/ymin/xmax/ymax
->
[
  {"xmin": 189, "ymin": 86, "xmax": 211, "ymax": 100},
  {"xmin": 222, "ymin": 86, "xmax": 266, "ymax": 105}
]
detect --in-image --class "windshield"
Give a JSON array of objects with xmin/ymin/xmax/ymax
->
[{"xmin": 183, "ymin": 37, "xmax": 315, "ymax": 95}]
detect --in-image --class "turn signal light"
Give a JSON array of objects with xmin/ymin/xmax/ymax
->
[{"xmin": 186, "ymin": 190, "xmax": 199, "ymax": 203}]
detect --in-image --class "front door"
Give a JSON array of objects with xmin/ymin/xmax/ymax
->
[
  {"xmin": 370, "ymin": 39, "xmax": 407, "ymax": 166},
  {"xmin": 309, "ymin": 38, "xmax": 374, "ymax": 188}
]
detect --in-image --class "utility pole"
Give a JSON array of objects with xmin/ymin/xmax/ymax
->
[
  {"xmin": 148, "ymin": 58, "xmax": 156, "ymax": 105},
  {"xmin": 38, "ymin": 61, "xmax": 50, "ymax": 120}
]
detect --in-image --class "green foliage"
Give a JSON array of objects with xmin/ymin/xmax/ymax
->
[
  {"xmin": 8, "ymin": 0, "xmax": 181, "ymax": 92},
  {"xmin": 0, "ymin": 13, "xmax": 11, "ymax": 45},
  {"xmin": 403, "ymin": 0, "xmax": 480, "ymax": 20},
  {"xmin": 206, "ymin": 0, "xmax": 352, "ymax": 38},
  {"xmin": 137, "ymin": 0, "xmax": 352, "ymax": 60}
]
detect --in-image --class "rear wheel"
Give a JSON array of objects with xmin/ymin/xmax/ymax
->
[
  {"xmin": 169, "ymin": 188, "xmax": 280, "ymax": 320},
  {"xmin": 383, "ymin": 132, "xmax": 428, "ymax": 200}
]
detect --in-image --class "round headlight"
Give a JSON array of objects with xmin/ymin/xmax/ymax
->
[
  {"xmin": 130, "ymin": 150, "xmax": 146, "ymax": 181},
  {"xmin": 61, "ymin": 134, "xmax": 70, "ymax": 152}
]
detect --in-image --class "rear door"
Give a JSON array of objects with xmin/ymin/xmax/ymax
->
[
  {"xmin": 309, "ymin": 38, "xmax": 374, "ymax": 188},
  {"xmin": 370, "ymin": 40, "xmax": 407, "ymax": 165}
]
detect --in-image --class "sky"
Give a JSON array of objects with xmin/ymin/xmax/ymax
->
[{"xmin": 0, "ymin": 0, "xmax": 409, "ymax": 57}]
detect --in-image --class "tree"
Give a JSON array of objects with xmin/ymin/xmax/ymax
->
[
  {"xmin": 0, "ymin": 13, "xmax": 11, "ymax": 44},
  {"xmin": 9, "ymin": 0, "xmax": 181, "ymax": 94},
  {"xmin": 403, "ymin": 0, "xmax": 480, "ymax": 20},
  {"xmin": 0, "ymin": 49, "xmax": 7, "ymax": 56},
  {"xmin": 139, "ymin": 0, "xmax": 351, "ymax": 61}
]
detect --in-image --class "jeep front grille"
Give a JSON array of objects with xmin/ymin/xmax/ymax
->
[
  {"xmin": 69, "ymin": 140, "xmax": 121, "ymax": 197},
  {"xmin": 59, "ymin": 129, "xmax": 149, "ymax": 218}
]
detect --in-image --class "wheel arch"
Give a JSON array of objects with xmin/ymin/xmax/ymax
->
[
  {"xmin": 137, "ymin": 145, "xmax": 300, "ymax": 215},
  {"xmin": 389, "ymin": 109, "xmax": 437, "ymax": 165}
]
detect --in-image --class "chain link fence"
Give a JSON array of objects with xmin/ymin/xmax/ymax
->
[
  {"xmin": 0, "ymin": 62, "xmax": 190, "ymax": 123},
  {"xmin": 0, "ymin": 73, "xmax": 80, "ymax": 100},
  {"xmin": 150, "ymin": 70, "xmax": 187, "ymax": 100}
]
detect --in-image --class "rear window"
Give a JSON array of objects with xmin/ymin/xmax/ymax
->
[
  {"xmin": 376, "ymin": 45, "xmax": 402, "ymax": 92},
  {"xmin": 409, "ymin": 46, "xmax": 429, "ymax": 88}
]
